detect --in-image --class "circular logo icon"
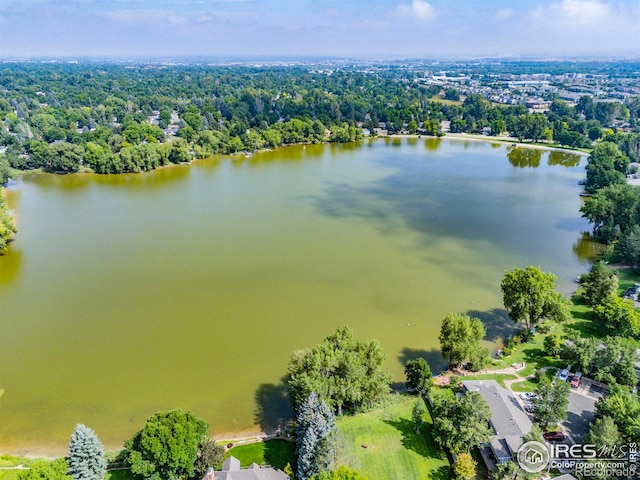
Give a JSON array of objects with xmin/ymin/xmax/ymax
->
[{"xmin": 517, "ymin": 441, "xmax": 550, "ymax": 473}]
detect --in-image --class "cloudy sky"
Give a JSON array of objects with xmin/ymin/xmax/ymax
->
[{"xmin": 0, "ymin": 0, "xmax": 638, "ymax": 59}]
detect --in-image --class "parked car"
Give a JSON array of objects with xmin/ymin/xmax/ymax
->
[
  {"xmin": 524, "ymin": 404, "xmax": 537, "ymax": 413},
  {"xmin": 570, "ymin": 372, "xmax": 582, "ymax": 388},
  {"xmin": 520, "ymin": 392, "xmax": 539, "ymax": 400},
  {"xmin": 543, "ymin": 431, "xmax": 566, "ymax": 442},
  {"xmin": 557, "ymin": 369, "xmax": 570, "ymax": 381}
]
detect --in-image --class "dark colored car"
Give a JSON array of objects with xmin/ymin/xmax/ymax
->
[{"xmin": 543, "ymin": 431, "xmax": 566, "ymax": 442}]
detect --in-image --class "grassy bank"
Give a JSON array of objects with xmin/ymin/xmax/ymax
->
[
  {"xmin": 336, "ymin": 395, "xmax": 450, "ymax": 480},
  {"xmin": 225, "ymin": 439, "xmax": 295, "ymax": 470}
]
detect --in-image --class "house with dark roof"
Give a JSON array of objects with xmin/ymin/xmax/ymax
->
[
  {"xmin": 202, "ymin": 456, "xmax": 290, "ymax": 480},
  {"xmin": 462, "ymin": 380, "xmax": 533, "ymax": 470}
]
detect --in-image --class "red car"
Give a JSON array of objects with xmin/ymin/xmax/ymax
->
[
  {"xmin": 543, "ymin": 431, "xmax": 565, "ymax": 442},
  {"xmin": 570, "ymin": 372, "xmax": 582, "ymax": 388}
]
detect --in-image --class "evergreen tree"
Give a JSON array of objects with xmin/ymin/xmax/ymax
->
[
  {"xmin": 412, "ymin": 398, "xmax": 426, "ymax": 434},
  {"xmin": 580, "ymin": 260, "xmax": 618, "ymax": 307},
  {"xmin": 68, "ymin": 424, "xmax": 107, "ymax": 480},
  {"xmin": 296, "ymin": 393, "xmax": 336, "ymax": 480}
]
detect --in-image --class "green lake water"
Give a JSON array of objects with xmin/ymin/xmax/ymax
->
[{"xmin": 0, "ymin": 138, "xmax": 593, "ymax": 454}]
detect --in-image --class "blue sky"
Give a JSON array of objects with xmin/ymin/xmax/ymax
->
[{"xmin": 0, "ymin": 0, "xmax": 638, "ymax": 58}]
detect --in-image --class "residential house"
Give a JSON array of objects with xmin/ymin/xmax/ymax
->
[
  {"xmin": 202, "ymin": 456, "xmax": 290, "ymax": 480},
  {"xmin": 462, "ymin": 380, "xmax": 533, "ymax": 471}
]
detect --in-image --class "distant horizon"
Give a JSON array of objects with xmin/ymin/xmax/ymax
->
[
  {"xmin": 1, "ymin": 1, "xmax": 638, "ymax": 59},
  {"xmin": 1, "ymin": 54, "xmax": 640, "ymax": 64}
]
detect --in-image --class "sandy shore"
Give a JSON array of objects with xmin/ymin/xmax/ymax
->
[
  {"xmin": 442, "ymin": 132, "xmax": 590, "ymax": 156},
  {"xmin": 1, "ymin": 428, "xmax": 272, "ymax": 460}
]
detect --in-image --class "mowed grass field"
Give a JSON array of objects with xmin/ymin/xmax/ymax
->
[{"xmin": 337, "ymin": 396, "xmax": 451, "ymax": 480}]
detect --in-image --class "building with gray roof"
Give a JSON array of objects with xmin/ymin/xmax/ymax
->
[
  {"xmin": 462, "ymin": 380, "xmax": 533, "ymax": 469},
  {"xmin": 202, "ymin": 456, "xmax": 290, "ymax": 480}
]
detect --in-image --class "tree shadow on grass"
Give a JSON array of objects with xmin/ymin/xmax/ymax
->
[
  {"xmin": 263, "ymin": 439, "xmax": 296, "ymax": 470},
  {"xmin": 382, "ymin": 417, "xmax": 447, "ymax": 460},
  {"xmin": 397, "ymin": 348, "xmax": 447, "ymax": 375},
  {"xmin": 427, "ymin": 465, "xmax": 453, "ymax": 480},
  {"xmin": 466, "ymin": 308, "xmax": 517, "ymax": 343},
  {"xmin": 254, "ymin": 380, "xmax": 294, "ymax": 435}
]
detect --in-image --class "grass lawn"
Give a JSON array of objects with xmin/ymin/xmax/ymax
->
[
  {"xmin": 456, "ymin": 373, "xmax": 517, "ymax": 389},
  {"xmin": 226, "ymin": 439, "xmax": 295, "ymax": 471},
  {"xmin": 510, "ymin": 370, "xmax": 556, "ymax": 392},
  {"xmin": 104, "ymin": 470, "xmax": 135, "ymax": 480},
  {"xmin": 336, "ymin": 396, "xmax": 450, "ymax": 480}
]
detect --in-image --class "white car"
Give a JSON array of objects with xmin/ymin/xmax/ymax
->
[
  {"xmin": 519, "ymin": 392, "xmax": 538, "ymax": 400},
  {"xmin": 557, "ymin": 369, "xmax": 570, "ymax": 381}
]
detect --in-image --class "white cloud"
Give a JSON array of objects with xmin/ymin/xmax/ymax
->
[
  {"xmin": 535, "ymin": 0, "xmax": 611, "ymax": 25},
  {"xmin": 496, "ymin": 8, "xmax": 513, "ymax": 20},
  {"xmin": 103, "ymin": 10, "xmax": 189, "ymax": 25},
  {"xmin": 397, "ymin": 0, "xmax": 435, "ymax": 20}
]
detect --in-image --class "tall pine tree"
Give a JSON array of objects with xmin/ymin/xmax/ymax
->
[
  {"xmin": 68, "ymin": 424, "xmax": 107, "ymax": 480},
  {"xmin": 296, "ymin": 393, "xmax": 336, "ymax": 480}
]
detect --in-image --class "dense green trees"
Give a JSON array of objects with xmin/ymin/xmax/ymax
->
[
  {"xmin": 585, "ymin": 416, "xmax": 622, "ymax": 450},
  {"xmin": 594, "ymin": 387, "xmax": 640, "ymax": 442},
  {"xmin": 563, "ymin": 336, "xmax": 638, "ymax": 386},
  {"xmin": 287, "ymin": 326, "xmax": 391, "ymax": 415},
  {"xmin": 579, "ymin": 260, "xmax": 619, "ymax": 307},
  {"xmin": 0, "ymin": 188, "xmax": 16, "ymax": 253},
  {"xmin": 431, "ymin": 391, "xmax": 492, "ymax": 453},
  {"xmin": 67, "ymin": 424, "xmax": 107, "ymax": 480},
  {"xmin": 311, "ymin": 466, "xmax": 368, "ymax": 480},
  {"xmin": 124, "ymin": 409, "xmax": 208, "ymax": 480},
  {"xmin": 17, "ymin": 459, "xmax": 71, "ymax": 480},
  {"xmin": 593, "ymin": 295, "xmax": 640, "ymax": 337},
  {"xmin": 581, "ymin": 183, "xmax": 640, "ymax": 243},
  {"xmin": 438, "ymin": 313, "xmax": 489, "ymax": 370},
  {"xmin": 192, "ymin": 439, "xmax": 225, "ymax": 479},
  {"xmin": 584, "ymin": 143, "xmax": 629, "ymax": 194},
  {"xmin": 531, "ymin": 375, "xmax": 571, "ymax": 429},
  {"xmin": 404, "ymin": 358, "xmax": 432, "ymax": 395},
  {"xmin": 501, "ymin": 266, "xmax": 571, "ymax": 332}
]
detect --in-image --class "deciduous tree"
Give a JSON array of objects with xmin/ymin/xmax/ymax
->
[
  {"xmin": 404, "ymin": 358, "xmax": 432, "ymax": 396},
  {"xmin": 438, "ymin": 313, "xmax": 488, "ymax": 369},
  {"xmin": 124, "ymin": 409, "xmax": 208, "ymax": 480},
  {"xmin": 453, "ymin": 452, "xmax": 477, "ymax": 480},
  {"xmin": 501, "ymin": 266, "xmax": 571, "ymax": 332},
  {"xmin": 287, "ymin": 327, "xmax": 391, "ymax": 414},
  {"xmin": 431, "ymin": 392, "xmax": 491, "ymax": 453},
  {"xmin": 532, "ymin": 376, "xmax": 571, "ymax": 429}
]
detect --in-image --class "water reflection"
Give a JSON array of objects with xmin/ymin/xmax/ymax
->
[
  {"xmin": 573, "ymin": 232, "xmax": 605, "ymax": 261},
  {"xmin": 548, "ymin": 150, "xmax": 581, "ymax": 167},
  {"xmin": 507, "ymin": 146, "xmax": 542, "ymax": 168},
  {"xmin": 424, "ymin": 138, "xmax": 442, "ymax": 151},
  {"xmin": 0, "ymin": 248, "xmax": 23, "ymax": 285}
]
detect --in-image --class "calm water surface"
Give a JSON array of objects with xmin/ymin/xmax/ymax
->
[{"xmin": 0, "ymin": 138, "xmax": 592, "ymax": 453}]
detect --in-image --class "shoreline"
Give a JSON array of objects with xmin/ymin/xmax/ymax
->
[
  {"xmin": 0, "ymin": 428, "xmax": 271, "ymax": 460},
  {"xmin": 6, "ymin": 134, "xmax": 589, "ymax": 182},
  {"xmin": 441, "ymin": 132, "xmax": 590, "ymax": 156}
]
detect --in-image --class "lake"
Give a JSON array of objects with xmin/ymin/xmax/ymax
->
[{"xmin": 0, "ymin": 138, "xmax": 593, "ymax": 454}]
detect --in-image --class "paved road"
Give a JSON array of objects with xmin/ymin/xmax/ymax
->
[{"xmin": 563, "ymin": 391, "xmax": 597, "ymax": 444}]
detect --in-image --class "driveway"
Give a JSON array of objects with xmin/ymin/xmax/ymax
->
[{"xmin": 563, "ymin": 391, "xmax": 597, "ymax": 444}]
